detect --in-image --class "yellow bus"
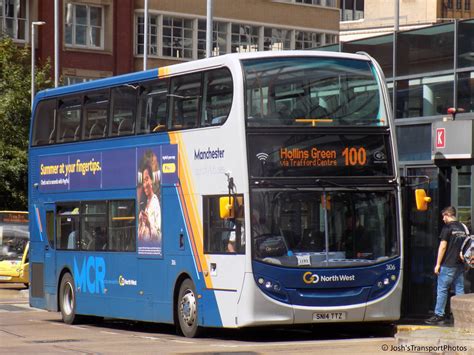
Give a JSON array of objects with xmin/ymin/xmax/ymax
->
[{"xmin": 0, "ymin": 211, "xmax": 29, "ymax": 287}]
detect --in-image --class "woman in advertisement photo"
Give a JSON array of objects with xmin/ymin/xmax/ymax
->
[{"xmin": 138, "ymin": 150, "xmax": 162, "ymax": 252}]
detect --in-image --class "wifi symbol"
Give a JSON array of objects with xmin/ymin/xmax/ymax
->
[{"xmin": 256, "ymin": 152, "xmax": 269, "ymax": 161}]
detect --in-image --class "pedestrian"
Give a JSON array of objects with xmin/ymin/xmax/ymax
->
[{"xmin": 425, "ymin": 206, "xmax": 469, "ymax": 325}]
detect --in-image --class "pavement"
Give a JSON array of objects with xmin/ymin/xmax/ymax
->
[
  {"xmin": 395, "ymin": 326, "xmax": 474, "ymax": 354},
  {"xmin": 3, "ymin": 283, "xmax": 474, "ymax": 354}
]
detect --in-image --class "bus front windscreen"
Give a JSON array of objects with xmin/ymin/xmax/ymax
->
[
  {"xmin": 0, "ymin": 223, "xmax": 29, "ymax": 261},
  {"xmin": 251, "ymin": 190, "xmax": 398, "ymax": 268},
  {"xmin": 243, "ymin": 57, "xmax": 385, "ymax": 127}
]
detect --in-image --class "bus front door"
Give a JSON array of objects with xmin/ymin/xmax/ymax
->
[
  {"xmin": 43, "ymin": 206, "xmax": 56, "ymax": 294},
  {"xmin": 30, "ymin": 204, "xmax": 56, "ymax": 309}
]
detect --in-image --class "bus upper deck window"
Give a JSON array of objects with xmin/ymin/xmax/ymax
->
[
  {"xmin": 137, "ymin": 79, "xmax": 168, "ymax": 134},
  {"xmin": 201, "ymin": 68, "xmax": 233, "ymax": 127},
  {"xmin": 57, "ymin": 97, "xmax": 82, "ymax": 143},
  {"xmin": 32, "ymin": 99, "xmax": 57, "ymax": 146},
  {"xmin": 170, "ymin": 73, "xmax": 201, "ymax": 130},
  {"xmin": 83, "ymin": 91, "xmax": 109, "ymax": 141},
  {"xmin": 110, "ymin": 85, "xmax": 138, "ymax": 137}
]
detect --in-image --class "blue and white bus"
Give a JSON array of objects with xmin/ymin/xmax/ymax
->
[{"xmin": 29, "ymin": 51, "xmax": 402, "ymax": 337}]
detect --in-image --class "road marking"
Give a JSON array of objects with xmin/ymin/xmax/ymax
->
[
  {"xmin": 171, "ymin": 339, "xmax": 195, "ymax": 344},
  {"xmin": 100, "ymin": 331, "xmax": 119, "ymax": 335},
  {"xmin": 70, "ymin": 325, "xmax": 87, "ymax": 330},
  {"xmin": 132, "ymin": 335, "xmax": 162, "ymax": 341}
]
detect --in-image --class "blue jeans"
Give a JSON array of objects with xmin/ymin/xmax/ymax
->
[{"xmin": 434, "ymin": 265, "xmax": 465, "ymax": 317}]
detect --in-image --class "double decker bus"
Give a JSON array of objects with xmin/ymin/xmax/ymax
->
[
  {"xmin": 0, "ymin": 211, "xmax": 29, "ymax": 286},
  {"xmin": 29, "ymin": 51, "xmax": 401, "ymax": 337}
]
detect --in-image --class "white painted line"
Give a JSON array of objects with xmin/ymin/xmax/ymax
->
[
  {"xmin": 135, "ymin": 335, "xmax": 162, "ymax": 341},
  {"xmin": 70, "ymin": 325, "xmax": 87, "ymax": 330},
  {"xmin": 100, "ymin": 331, "xmax": 119, "ymax": 335},
  {"xmin": 171, "ymin": 339, "xmax": 195, "ymax": 344}
]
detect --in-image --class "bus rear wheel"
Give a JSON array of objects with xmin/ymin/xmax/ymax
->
[
  {"xmin": 59, "ymin": 272, "xmax": 80, "ymax": 324},
  {"xmin": 176, "ymin": 279, "xmax": 202, "ymax": 338}
]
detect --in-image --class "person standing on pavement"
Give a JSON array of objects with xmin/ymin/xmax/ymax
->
[{"xmin": 425, "ymin": 206, "xmax": 469, "ymax": 325}]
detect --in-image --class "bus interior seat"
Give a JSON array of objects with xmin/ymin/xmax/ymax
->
[
  {"xmin": 48, "ymin": 128, "xmax": 56, "ymax": 143},
  {"xmin": 73, "ymin": 125, "xmax": 81, "ymax": 140},
  {"xmin": 298, "ymin": 229, "xmax": 324, "ymax": 251},
  {"xmin": 281, "ymin": 229, "xmax": 298, "ymax": 249},
  {"xmin": 89, "ymin": 122, "xmax": 105, "ymax": 139},
  {"xmin": 61, "ymin": 128, "xmax": 75, "ymax": 142},
  {"xmin": 118, "ymin": 118, "xmax": 134, "ymax": 135}
]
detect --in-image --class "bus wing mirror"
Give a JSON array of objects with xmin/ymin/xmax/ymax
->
[
  {"xmin": 219, "ymin": 196, "xmax": 235, "ymax": 219},
  {"xmin": 219, "ymin": 196, "xmax": 244, "ymax": 219},
  {"xmin": 415, "ymin": 189, "xmax": 431, "ymax": 211}
]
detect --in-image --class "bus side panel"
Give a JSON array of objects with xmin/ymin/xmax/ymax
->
[{"xmin": 165, "ymin": 134, "xmax": 227, "ymax": 328}]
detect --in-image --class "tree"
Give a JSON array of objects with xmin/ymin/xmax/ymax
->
[{"xmin": 0, "ymin": 36, "xmax": 52, "ymax": 210}]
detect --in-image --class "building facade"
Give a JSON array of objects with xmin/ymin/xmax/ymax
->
[
  {"xmin": 324, "ymin": 19, "xmax": 474, "ymax": 319},
  {"xmin": 340, "ymin": 0, "xmax": 474, "ymax": 41},
  {"xmin": 2, "ymin": 0, "xmax": 340, "ymax": 84}
]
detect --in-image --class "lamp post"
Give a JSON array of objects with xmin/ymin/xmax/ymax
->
[
  {"xmin": 31, "ymin": 21, "xmax": 46, "ymax": 108},
  {"xmin": 143, "ymin": 0, "xmax": 148, "ymax": 70}
]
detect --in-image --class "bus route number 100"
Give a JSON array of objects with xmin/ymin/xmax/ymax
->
[{"xmin": 342, "ymin": 147, "xmax": 367, "ymax": 166}]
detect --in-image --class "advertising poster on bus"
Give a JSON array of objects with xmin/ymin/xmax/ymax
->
[{"xmin": 137, "ymin": 148, "xmax": 162, "ymax": 257}]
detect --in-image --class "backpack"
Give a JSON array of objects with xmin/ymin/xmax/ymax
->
[{"xmin": 460, "ymin": 225, "xmax": 474, "ymax": 268}]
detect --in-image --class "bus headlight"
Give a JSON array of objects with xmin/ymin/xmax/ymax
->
[{"xmin": 254, "ymin": 274, "xmax": 288, "ymax": 302}]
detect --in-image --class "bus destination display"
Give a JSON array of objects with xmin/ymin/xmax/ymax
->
[{"xmin": 248, "ymin": 133, "xmax": 393, "ymax": 178}]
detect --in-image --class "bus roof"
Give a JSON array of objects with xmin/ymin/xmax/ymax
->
[{"xmin": 34, "ymin": 50, "xmax": 372, "ymax": 102}]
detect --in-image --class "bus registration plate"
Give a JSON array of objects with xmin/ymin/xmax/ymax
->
[{"xmin": 312, "ymin": 312, "xmax": 346, "ymax": 321}]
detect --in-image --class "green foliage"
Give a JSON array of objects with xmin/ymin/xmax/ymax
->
[{"xmin": 0, "ymin": 36, "xmax": 52, "ymax": 210}]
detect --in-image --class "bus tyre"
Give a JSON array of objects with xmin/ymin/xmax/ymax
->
[
  {"xmin": 59, "ymin": 273, "xmax": 80, "ymax": 324},
  {"xmin": 176, "ymin": 279, "xmax": 202, "ymax": 338}
]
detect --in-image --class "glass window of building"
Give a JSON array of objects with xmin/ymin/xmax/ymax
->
[
  {"xmin": 294, "ymin": 0, "xmax": 337, "ymax": 6},
  {"xmin": 466, "ymin": 0, "xmax": 471, "ymax": 10},
  {"xmin": 342, "ymin": 34, "xmax": 393, "ymax": 79},
  {"xmin": 340, "ymin": 0, "xmax": 364, "ymax": 21},
  {"xmin": 263, "ymin": 28, "xmax": 291, "ymax": 51},
  {"xmin": 326, "ymin": 34, "xmax": 338, "ymax": 45},
  {"xmin": 397, "ymin": 23, "xmax": 454, "ymax": 77},
  {"xmin": 458, "ymin": 71, "xmax": 474, "ymax": 113},
  {"xmin": 198, "ymin": 20, "xmax": 228, "ymax": 58},
  {"xmin": 396, "ymin": 124, "xmax": 431, "ymax": 161},
  {"xmin": 458, "ymin": 20, "xmax": 474, "ymax": 69},
  {"xmin": 396, "ymin": 74, "xmax": 454, "ymax": 118},
  {"xmin": 162, "ymin": 16, "xmax": 193, "ymax": 59},
  {"xmin": 456, "ymin": 0, "xmax": 462, "ymax": 9},
  {"xmin": 0, "ymin": 0, "xmax": 27, "ymax": 41},
  {"xmin": 63, "ymin": 76, "xmax": 94, "ymax": 86},
  {"xmin": 295, "ymin": 31, "xmax": 321, "ymax": 49},
  {"xmin": 231, "ymin": 24, "xmax": 259, "ymax": 53},
  {"xmin": 136, "ymin": 14, "xmax": 159, "ymax": 56},
  {"xmin": 65, "ymin": 3, "xmax": 104, "ymax": 49},
  {"xmin": 452, "ymin": 166, "xmax": 473, "ymax": 228}
]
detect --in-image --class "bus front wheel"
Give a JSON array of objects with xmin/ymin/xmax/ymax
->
[
  {"xmin": 176, "ymin": 279, "xmax": 202, "ymax": 338},
  {"xmin": 59, "ymin": 273, "xmax": 80, "ymax": 324}
]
